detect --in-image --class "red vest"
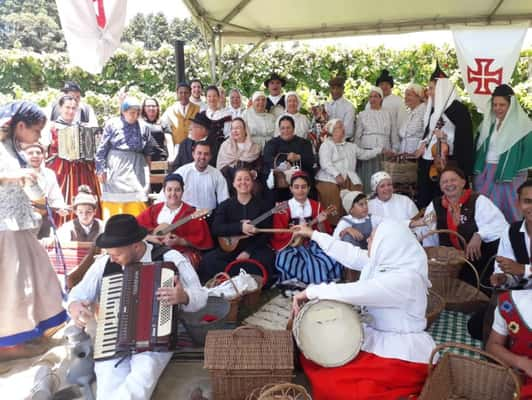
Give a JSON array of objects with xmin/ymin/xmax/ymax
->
[{"xmin": 498, "ymin": 291, "xmax": 532, "ymax": 357}]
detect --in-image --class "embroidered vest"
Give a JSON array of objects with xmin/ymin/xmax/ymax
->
[
  {"xmin": 434, "ymin": 192, "xmax": 479, "ymax": 245},
  {"xmin": 498, "ymin": 291, "xmax": 532, "ymax": 357}
]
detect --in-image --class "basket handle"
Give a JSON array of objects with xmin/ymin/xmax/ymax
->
[
  {"xmin": 420, "ymin": 229, "xmax": 468, "ymax": 250},
  {"xmin": 427, "ymin": 342, "xmax": 522, "ymax": 398},
  {"xmin": 231, "ymin": 324, "xmax": 266, "ymax": 338},
  {"xmin": 224, "ymin": 258, "xmax": 268, "ymax": 288},
  {"xmin": 478, "ymin": 254, "xmax": 499, "ymax": 291},
  {"xmin": 273, "ymin": 152, "xmax": 289, "ymax": 168},
  {"xmin": 207, "ymin": 272, "xmax": 241, "ymax": 297}
]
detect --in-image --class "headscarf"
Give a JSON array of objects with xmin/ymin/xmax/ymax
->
[
  {"xmin": 369, "ymin": 86, "xmax": 384, "ymax": 98},
  {"xmin": 73, "ymin": 185, "xmax": 98, "ymax": 208},
  {"xmin": 423, "ymin": 78, "xmax": 458, "ymax": 133},
  {"xmin": 340, "ymin": 189, "xmax": 364, "ymax": 214},
  {"xmin": 216, "ymin": 121, "xmax": 261, "ymax": 170},
  {"xmin": 325, "ymin": 118, "xmax": 343, "ymax": 136},
  {"xmin": 284, "ymin": 91, "xmax": 301, "ymax": 113},
  {"xmin": 370, "ymin": 171, "xmax": 392, "ymax": 193},
  {"xmin": 405, "ymin": 83, "xmax": 424, "ymax": 99},
  {"xmin": 359, "ymin": 220, "xmax": 430, "ymax": 288},
  {"xmin": 476, "ymin": 91, "xmax": 532, "ymax": 155},
  {"xmin": 251, "ymin": 91, "xmax": 266, "ymax": 102},
  {"xmin": 121, "ymin": 97, "xmax": 141, "ymax": 113},
  {"xmin": 0, "ymin": 101, "xmax": 45, "ymax": 132}
]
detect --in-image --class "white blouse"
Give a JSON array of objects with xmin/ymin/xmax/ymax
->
[
  {"xmin": 315, "ymin": 139, "xmax": 381, "ymax": 185},
  {"xmin": 368, "ymin": 193, "xmax": 419, "ymax": 221},
  {"xmin": 399, "ymin": 103, "xmax": 427, "ymax": 154},
  {"xmin": 355, "ymin": 109, "xmax": 394, "ymax": 150},
  {"xmin": 242, "ymin": 108, "xmax": 276, "ymax": 150}
]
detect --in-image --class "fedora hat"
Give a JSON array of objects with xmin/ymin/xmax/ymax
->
[
  {"xmin": 95, "ymin": 214, "xmax": 148, "ymax": 248},
  {"xmin": 189, "ymin": 112, "xmax": 212, "ymax": 129}
]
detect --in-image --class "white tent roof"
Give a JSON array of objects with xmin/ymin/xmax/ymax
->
[{"xmin": 183, "ymin": 0, "xmax": 532, "ymax": 43}]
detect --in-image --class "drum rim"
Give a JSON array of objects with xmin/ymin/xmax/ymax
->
[{"xmin": 293, "ymin": 299, "xmax": 364, "ymax": 367}]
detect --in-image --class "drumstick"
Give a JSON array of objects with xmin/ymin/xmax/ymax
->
[{"xmin": 254, "ymin": 228, "xmax": 294, "ymax": 233}]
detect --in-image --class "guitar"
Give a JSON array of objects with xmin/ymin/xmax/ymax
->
[
  {"xmin": 285, "ymin": 205, "xmax": 337, "ymax": 249},
  {"xmin": 218, "ymin": 202, "xmax": 289, "ymax": 252},
  {"xmin": 152, "ymin": 209, "xmax": 211, "ymax": 236}
]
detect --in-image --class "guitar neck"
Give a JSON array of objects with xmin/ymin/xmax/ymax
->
[
  {"xmin": 250, "ymin": 207, "xmax": 277, "ymax": 226},
  {"xmin": 159, "ymin": 214, "xmax": 194, "ymax": 235}
]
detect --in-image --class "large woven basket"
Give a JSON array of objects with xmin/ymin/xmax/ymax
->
[
  {"xmin": 383, "ymin": 157, "xmax": 417, "ymax": 184},
  {"xmin": 246, "ymin": 383, "xmax": 312, "ymax": 400},
  {"xmin": 205, "ymin": 326, "xmax": 294, "ymax": 400},
  {"xmin": 422, "ymin": 229, "xmax": 467, "ymax": 280},
  {"xmin": 426, "ymin": 289, "xmax": 446, "ymax": 329},
  {"xmin": 418, "ymin": 343, "xmax": 521, "ymax": 400},
  {"xmin": 429, "ymin": 256, "xmax": 489, "ymax": 314}
]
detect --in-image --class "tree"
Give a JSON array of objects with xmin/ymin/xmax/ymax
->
[{"xmin": 0, "ymin": 0, "xmax": 65, "ymax": 52}]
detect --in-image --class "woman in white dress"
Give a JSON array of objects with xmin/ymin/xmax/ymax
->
[
  {"xmin": 368, "ymin": 171, "xmax": 419, "ymax": 221},
  {"xmin": 398, "ymin": 84, "xmax": 427, "ymax": 155},
  {"xmin": 242, "ymin": 91, "xmax": 276, "ymax": 150},
  {"xmin": 355, "ymin": 86, "xmax": 394, "ymax": 192},
  {"xmin": 275, "ymin": 91, "xmax": 311, "ymax": 139}
]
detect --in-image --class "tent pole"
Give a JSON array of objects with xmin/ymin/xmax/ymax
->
[
  {"xmin": 209, "ymin": 32, "xmax": 217, "ymax": 82},
  {"xmin": 218, "ymin": 38, "xmax": 267, "ymax": 85}
]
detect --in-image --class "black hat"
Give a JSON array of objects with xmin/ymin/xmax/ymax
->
[
  {"xmin": 430, "ymin": 62, "xmax": 447, "ymax": 81},
  {"xmin": 62, "ymin": 81, "xmax": 82, "ymax": 93},
  {"xmin": 375, "ymin": 69, "xmax": 394, "ymax": 87},
  {"xmin": 264, "ymin": 73, "xmax": 287, "ymax": 88},
  {"xmin": 95, "ymin": 214, "xmax": 148, "ymax": 248},
  {"xmin": 492, "ymin": 84, "xmax": 514, "ymax": 97},
  {"xmin": 188, "ymin": 112, "xmax": 212, "ymax": 129}
]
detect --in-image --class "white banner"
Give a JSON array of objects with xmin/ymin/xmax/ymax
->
[
  {"xmin": 451, "ymin": 23, "xmax": 528, "ymax": 113},
  {"xmin": 56, "ymin": 0, "xmax": 127, "ymax": 74}
]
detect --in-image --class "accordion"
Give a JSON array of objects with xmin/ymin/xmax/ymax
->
[
  {"xmin": 57, "ymin": 125, "xmax": 102, "ymax": 161},
  {"xmin": 93, "ymin": 262, "xmax": 179, "ymax": 360}
]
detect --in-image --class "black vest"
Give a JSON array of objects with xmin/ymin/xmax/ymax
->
[
  {"xmin": 509, "ymin": 221, "xmax": 530, "ymax": 265},
  {"xmin": 433, "ymin": 192, "xmax": 479, "ymax": 246},
  {"xmin": 102, "ymin": 244, "xmax": 172, "ymax": 277}
]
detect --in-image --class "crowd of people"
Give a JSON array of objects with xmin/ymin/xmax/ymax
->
[{"xmin": 0, "ymin": 65, "xmax": 531, "ymax": 399}]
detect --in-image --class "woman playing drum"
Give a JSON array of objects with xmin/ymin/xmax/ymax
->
[{"xmin": 292, "ymin": 220, "xmax": 435, "ymax": 400}]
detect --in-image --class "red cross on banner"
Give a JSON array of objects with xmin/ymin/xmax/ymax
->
[
  {"xmin": 466, "ymin": 58, "xmax": 503, "ymax": 95},
  {"xmin": 93, "ymin": 0, "xmax": 106, "ymax": 28}
]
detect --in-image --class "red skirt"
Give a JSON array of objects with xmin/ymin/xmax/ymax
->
[
  {"xmin": 301, "ymin": 351, "xmax": 428, "ymax": 400},
  {"xmin": 522, "ymin": 377, "xmax": 532, "ymax": 400}
]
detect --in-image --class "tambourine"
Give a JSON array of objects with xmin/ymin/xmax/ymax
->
[{"xmin": 292, "ymin": 299, "xmax": 363, "ymax": 367}]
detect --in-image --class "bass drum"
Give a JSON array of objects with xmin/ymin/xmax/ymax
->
[{"xmin": 293, "ymin": 299, "xmax": 363, "ymax": 367}]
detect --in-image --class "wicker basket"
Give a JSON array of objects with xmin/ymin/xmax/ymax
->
[
  {"xmin": 418, "ymin": 343, "xmax": 521, "ymax": 400},
  {"xmin": 429, "ymin": 258, "xmax": 490, "ymax": 314},
  {"xmin": 426, "ymin": 289, "xmax": 446, "ymax": 329},
  {"xmin": 246, "ymin": 383, "xmax": 312, "ymax": 400},
  {"xmin": 224, "ymin": 258, "xmax": 267, "ymax": 308},
  {"xmin": 204, "ymin": 325, "xmax": 294, "ymax": 400},
  {"xmin": 422, "ymin": 229, "xmax": 467, "ymax": 280},
  {"xmin": 205, "ymin": 272, "xmax": 242, "ymax": 323},
  {"xmin": 177, "ymin": 296, "xmax": 231, "ymax": 346},
  {"xmin": 382, "ymin": 157, "xmax": 417, "ymax": 184},
  {"xmin": 273, "ymin": 153, "xmax": 300, "ymax": 189}
]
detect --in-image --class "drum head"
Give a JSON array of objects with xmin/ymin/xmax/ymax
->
[{"xmin": 293, "ymin": 300, "xmax": 363, "ymax": 368}]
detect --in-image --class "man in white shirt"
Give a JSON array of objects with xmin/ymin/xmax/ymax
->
[
  {"xmin": 265, "ymin": 73, "xmax": 287, "ymax": 119},
  {"xmin": 174, "ymin": 142, "xmax": 229, "ymax": 211},
  {"xmin": 325, "ymin": 77, "xmax": 356, "ymax": 139},
  {"xmin": 190, "ymin": 79, "xmax": 207, "ymax": 111},
  {"xmin": 67, "ymin": 214, "xmax": 208, "ymax": 399}
]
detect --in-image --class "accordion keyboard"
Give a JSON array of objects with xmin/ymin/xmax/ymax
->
[
  {"xmin": 94, "ymin": 273, "xmax": 123, "ymax": 360},
  {"xmin": 157, "ymin": 268, "xmax": 175, "ymax": 337}
]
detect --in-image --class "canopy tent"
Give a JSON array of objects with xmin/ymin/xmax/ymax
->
[{"xmin": 181, "ymin": 0, "xmax": 532, "ymax": 81}]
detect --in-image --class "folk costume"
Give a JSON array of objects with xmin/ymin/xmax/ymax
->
[
  {"xmin": 474, "ymin": 84, "xmax": 532, "ymax": 223},
  {"xmin": 399, "ymin": 102, "xmax": 427, "ymax": 154},
  {"xmin": 95, "ymin": 111, "xmax": 152, "ymax": 219},
  {"xmin": 265, "ymin": 73, "xmax": 287, "ymax": 119},
  {"xmin": 137, "ymin": 201, "xmax": 213, "ymax": 269},
  {"xmin": 417, "ymin": 77, "xmax": 474, "ymax": 208},
  {"xmin": 301, "ymin": 221, "xmax": 435, "ymax": 400},
  {"xmin": 492, "ymin": 290, "xmax": 532, "ymax": 399},
  {"xmin": 0, "ymin": 102, "xmax": 67, "ymax": 348},
  {"xmin": 198, "ymin": 196, "xmax": 276, "ymax": 284},
  {"xmin": 274, "ymin": 92, "xmax": 311, "ymax": 139},
  {"xmin": 325, "ymin": 78, "xmax": 356, "ymax": 139},
  {"xmin": 160, "ymin": 101, "xmax": 199, "ymax": 146},
  {"xmin": 368, "ymin": 171, "xmax": 419, "ymax": 221},
  {"xmin": 272, "ymin": 198, "xmax": 342, "ymax": 284},
  {"xmin": 67, "ymin": 215, "xmax": 207, "ymax": 399},
  {"xmin": 242, "ymin": 104, "xmax": 276, "ymax": 150},
  {"xmin": 424, "ymin": 190, "xmax": 508, "ymax": 286}
]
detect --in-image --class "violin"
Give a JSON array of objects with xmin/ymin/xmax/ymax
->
[{"xmin": 428, "ymin": 118, "xmax": 448, "ymax": 182}]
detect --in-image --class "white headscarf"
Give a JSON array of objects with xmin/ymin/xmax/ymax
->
[
  {"xmin": 252, "ymin": 91, "xmax": 266, "ymax": 102},
  {"xmin": 370, "ymin": 86, "xmax": 384, "ymax": 98},
  {"xmin": 423, "ymin": 78, "xmax": 458, "ymax": 133},
  {"xmin": 370, "ymin": 171, "xmax": 392, "ymax": 193},
  {"xmin": 476, "ymin": 95, "xmax": 532, "ymax": 155},
  {"xmin": 405, "ymin": 83, "xmax": 424, "ymax": 99},
  {"xmin": 325, "ymin": 118, "xmax": 343, "ymax": 135},
  {"xmin": 359, "ymin": 220, "xmax": 430, "ymax": 289},
  {"xmin": 284, "ymin": 91, "xmax": 301, "ymax": 113}
]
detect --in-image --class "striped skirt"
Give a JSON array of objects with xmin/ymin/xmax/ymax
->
[
  {"xmin": 474, "ymin": 163, "xmax": 527, "ymax": 223},
  {"xmin": 275, "ymin": 241, "xmax": 343, "ymax": 284}
]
